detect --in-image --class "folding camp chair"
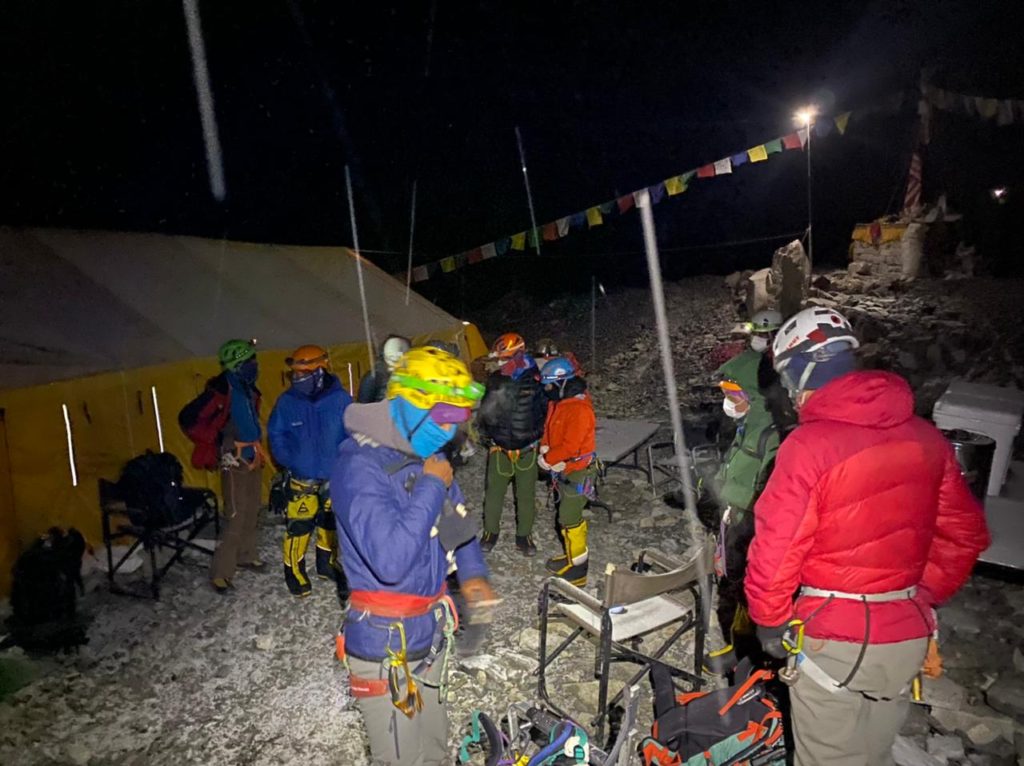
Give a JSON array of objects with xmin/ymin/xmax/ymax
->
[
  {"xmin": 537, "ymin": 539, "xmax": 714, "ymax": 742},
  {"xmin": 99, "ymin": 479, "xmax": 219, "ymax": 600},
  {"xmin": 646, "ymin": 440, "xmax": 722, "ymax": 497}
]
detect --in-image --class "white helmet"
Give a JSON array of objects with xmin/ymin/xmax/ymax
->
[
  {"xmin": 382, "ymin": 335, "xmax": 411, "ymax": 370},
  {"xmin": 748, "ymin": 309, "xmax": 783, "ymax": 334},
  {"xmin": 772, "ymin": 307, "xmax": 859, "ymax": 371}
]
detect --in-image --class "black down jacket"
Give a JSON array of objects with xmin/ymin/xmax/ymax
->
[{"xmin": 476, "ymin": 372, "xmax": 547, "ymax": 451}]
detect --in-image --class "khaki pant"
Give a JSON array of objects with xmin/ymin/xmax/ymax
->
[
  {"xmin": 347, "ymin": 655, "xmax": 450, "ymax": 766},
  {"xmin": 791, "ymin": 637, "xmax": 928, "ymax": 766},
  {"xmin": 210, "ymin": 467, "xmax": 263, "ymax": 582}
]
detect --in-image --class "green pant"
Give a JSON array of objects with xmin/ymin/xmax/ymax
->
[
  {"xmin": 555, "ymin": 466, "xmax": 592, "ymax": 527},
  {"xmin": 483, "ymin": 448, "xmax": 537, "ymax": 536}
]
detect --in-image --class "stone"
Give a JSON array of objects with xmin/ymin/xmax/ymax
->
[
  {"xmin": 517, "ymin": 628, "xmax": 541, "ymax": 652},
  {"xmin": 987, "ymin": 673, "xmax": 1024, "ymax": 723},
  {"xmin": 929, "ymin": 704, "xmax": 1016, "ymax": 746},
  {"xmin": 941, "ymin": 604, "xmax": 982, "ymax": 636},
  {"xmin": 892, "ymin": 735, "xmax": 944, "ymax": 766},
  {"xmin": 1013, "ymin": 648, "xmax": 1024, "ymax": 673},
  {"xmin": 254, "ymin": 635, "xmax": 274, "ymax": 651},
  {"xmin": 65, "ymin": 743, "xmax": 92, "ymax": 766},
  {"xmin": 926, "ymin": 733, "xmax": 965, "ymax": 761}
]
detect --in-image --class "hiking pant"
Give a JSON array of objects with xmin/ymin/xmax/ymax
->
[
  {"xmin": 482, "ymin": 448, "xmax": 537, "ymax": 537},
  {"xmin": 283, "ymin": 478, "xmax": 340, "ymax": 595},
  {"xmin": 211, "ymin": 466, "xmax": 263, "ymax": 582},
  {"xmin": 714, "ymin": 508, "xmax": 758, "ymax": 660},
  {"xmin": 790, "ymin": 637, "xmax": 928, "ymax": 766},
  {"xmin": 347, "ymin": 655, "xmax": 450, "ymax": 766},
  {"xmin": 554, "ymin": 465, "xmax": 592, "ymax": 528}
]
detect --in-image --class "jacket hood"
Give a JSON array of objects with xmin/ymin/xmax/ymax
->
[
  {"xmin": 799, "ymin": 370, "xmax": 914, "ymax": 429},
  {"xmin": 343, "ymin": 401, "xmax": 416, "ymax": 455},
  {"xmin": 716, "ymin": 349, "xmax": 765, "ymax": 407}
]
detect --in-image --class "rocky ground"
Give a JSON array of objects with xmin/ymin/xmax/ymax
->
[{"xmin": 2, "ymin": 270, "xmax": 1024, "ymax": 765}]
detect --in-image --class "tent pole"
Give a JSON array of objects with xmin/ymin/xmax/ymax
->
[
  {"xmin": 345, "ymin": 165, "xmax": 376, "ymax": 376},
  {"xmin": 181, "ymin": 0, "xmax": 226, "ymax": 202},
  {"xmin": 515, "ymin": 126, "xmax": 541, "ymax": 256},
  {"xmin": 636, "ymin": 188, "xmax": 711, "ymax": 630}
]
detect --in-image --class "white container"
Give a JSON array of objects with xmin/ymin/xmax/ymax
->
[{"xmin": 933, "ymin": 380, "xmax": 1024, "ymax": 496}]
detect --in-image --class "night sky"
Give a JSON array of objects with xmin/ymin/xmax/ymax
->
[{"xmin": 3, "ymin": 1, "xmax": 1023, "ymax": 311}]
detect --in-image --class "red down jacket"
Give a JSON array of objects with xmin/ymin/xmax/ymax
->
[{"xmin": 745, "ymin": 370, "xmax": 990, "ymax": 644}]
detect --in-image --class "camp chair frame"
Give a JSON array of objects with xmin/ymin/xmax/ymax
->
[
  {"xmin": 646, "ymin": 441, "xmax": 722, "ymax": 497},
  {"xmin": 99, "ymin": 479, "xmax": 219, "ymax": 600},
  {"xmin": 536, "ymin": 539, "xmax": 713, "ymax": 743}
]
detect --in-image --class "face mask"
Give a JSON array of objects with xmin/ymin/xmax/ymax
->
[
  {"xmin": 235, "ymin": 359, "xmax": 258, "ymax": 386},
  {"xmin": 723, "ymin": 398, "xmax": 744, "ymax": 419},
  {"xmin": 750, "ymin": 335, "xmax": 768, "ymax": 352},
  {"xmin": 544, "ymin": 384, "xmax": 562, "ymax": 401},
  {"xmin": 293, "ymin": 368, "xmax": 325, "ymax": 397},
  {"xmin": 390, "ymin": 398, "xmax": 457, "ymax": 458}
]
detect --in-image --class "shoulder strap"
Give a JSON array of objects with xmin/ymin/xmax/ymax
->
[{"xmin": 648, "ymin": 660, "xmax": 679, "ymax": 720}]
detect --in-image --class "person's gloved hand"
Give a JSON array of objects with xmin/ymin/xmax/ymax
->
[
  {"xmin": 539, "ymin": 445, "xmax": 550, "ymax": 455},
  {"xmin": 756, "ymin": 623, "xmax": 792, "ymax": 659},
  {"xmin": 423, "ymin": 455, "xmax": 453, "ymax": 487},
  {"xmin": 458, "ymin": 577, "xmax": 500, "ymax": 657},
  {"xmin": 436, "ymin": 500, "xmax": 479, "ymax": 552}
]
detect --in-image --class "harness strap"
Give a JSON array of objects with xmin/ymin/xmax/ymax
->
[
  {"xmin": 349, "ymin": 587, "xmax": 448, "ymax": 619},
  {"xmin": 800, "ymin": 585, "xmax": 917, "ymax": 603},
  {"xmin": 349, "ymin": 673, "xmax": 391, "ymax": 698}
]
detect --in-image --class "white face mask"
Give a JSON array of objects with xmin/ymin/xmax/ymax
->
[
  {"xmin": 750, "ymin": 335, "xmax": 769, "ymax": 352},
  {"xmin": 723, "ymin": 398, "xmax": 744, "ymax": 419}
]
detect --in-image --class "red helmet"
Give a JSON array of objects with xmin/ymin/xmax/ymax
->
[{"xmin": 490, "ymin": 332, "xmax": 525, "ymax": 360}]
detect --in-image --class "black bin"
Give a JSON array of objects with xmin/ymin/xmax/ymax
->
[{"xmin": 941, "ymin": 429, "xmax": 996, "ymax": 500}]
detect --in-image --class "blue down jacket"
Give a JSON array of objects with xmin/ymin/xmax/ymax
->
[
  {"xmin": 331, "ymin": 405, "xmax": 488, "ymax": 661},
  {"xmin": 268, "ymin": 374, "xmax": 351, "ymax": 481}
]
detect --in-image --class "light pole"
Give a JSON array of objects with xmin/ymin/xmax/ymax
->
[{"xmin": 795, "ymin": 106, "xmax": 817, "ymax": 268}]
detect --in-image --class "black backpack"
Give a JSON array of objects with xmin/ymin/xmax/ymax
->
[
  {"xmin": 7, "ymin": 528, "xmax": 89, "ymax": 653},
  {"xmin": 117, "ymin": 451, "xmax": 190, "ymax": 528}
]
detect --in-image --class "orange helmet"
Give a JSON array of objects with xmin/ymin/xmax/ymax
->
[
  {"xmin": 490, "ymin": 332, "xmax": 525, "ymax": 359},
  {"xmin": 286, "ymin": 344, "xmax": 330, "ymax": 373}
]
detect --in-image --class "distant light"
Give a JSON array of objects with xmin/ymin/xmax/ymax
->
[
  {"xmin": 62, "ymin": 404, "xmax": 79, "ymax": 487},
  {"xmin": 794, "ymin": 106, "xmax": 818, "ymax": 127},
  {"xmin": 598, "ymin": 283, "xmax": 607, "ymax": 297},
  {"xmin": 991, "ymin": 187, "xmax": 1009, "ymax": 203},
  {"xmin": 461, "ymin": 320, "xmax": 471, "ymax": 326}
]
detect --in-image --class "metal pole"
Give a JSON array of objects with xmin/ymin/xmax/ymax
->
[
  {"xmin": 636, "ymin": 188, "xmax": 711, "ymax": 629},
  {"xmin": 806, "ymin": 123, "xmax": 813, "ymax": 269},
  {"xmin": 345, "ymin": 165, "xmax": 376, "ymax": 376},
  {"xmin": 182, "ymin": 0, "xmax": 226, "ymax": 202},
  {"xmin": 515, "ymin": 126, "xmax": 541, "ymax": 255},
  {"xmin": 404, "ymin": 179, "xmax": 417, "ymax": 305},
  {"xmin": 590, "ymin": 276, "xmax": 597, "ymax": 370}
]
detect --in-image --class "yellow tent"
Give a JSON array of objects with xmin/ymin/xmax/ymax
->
[{"xmin": 0, "ymin": 227, "xmax": 487, "ymax": 594}]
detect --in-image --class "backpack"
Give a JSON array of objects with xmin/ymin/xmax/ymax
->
[
  {"xmin": 7, "ymin": 528, "xmax": 89, "ymax": 653},
  {"xmin": 178, "ymin": 375, "xmax": 231, "ymax": 470},
  {"xmin": 641, "ymin": 660, "xmax": 786, "ymax": 766},
  {"xmin": 117, "ymin": 451, "xmax": 191, "ymax": 528}
]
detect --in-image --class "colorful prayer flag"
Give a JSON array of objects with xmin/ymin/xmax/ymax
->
[
  {"xmin": 598, "ymin": 201, "xmax": 614, "ymax": 215},
  {"xmin": 542, "ymin": 222, "xmax": 559, "ymax": 241},
  {"xmin": 713, "ymin": 158, "xmax": 732, "ymax": 176},
  {"xmin": 586, "ymin": 207, "xmax": 603, "ymax": 227},
  {"xmin": 747, "ymin": 145, "xmax": 768, "ymax": 163},
  {"xmin": 569, "ymin": 212, "xmax": 587, "ymax": 229},
  {"xmin": 697, "ymin": 163, "xmax": 715, "ymax": 178},
  {"xmin": 664, "ymin": 176, "xmax": 686, "ymax": 196},
  {"xmin": 781, "ymin": 133, "xmax": 802, "ymax": 150},
  {"xmin": 834, "ymin": 112, "xmax": 851, "ymax": 135},
  {"xmin": 765, "ymin": 138, "xmax": 783, "ymax": 154},
  {"xmin": 649, "ymin": 183, "xmax": 666, "ymax": 204},
  {"xmin": 441, "ymin": 256, "xmax": 456, "ymax": 273},
  {"xmin": 412, "ymin": 265, "xmax": 429, "ymax": 282},
  {"xmin": 731, "ymin": 152, "xmax": 748, "ymax": 167},
  {"xmin": 617, "ymin": 194, "xmax": 635, "ymax": 213},
  {"xmin": 481, "ymin": 242, "xmax": 498, "ymax": 260},
  {"xmin": 526, "ymin": 228, "xmax": 539, "ymax": 248},
  {"xmin": 467, "ymin": 248, "xmax": 483, "ymax": 265},
  {"xmin": 511, "ymin": 232, "xmax": 526, "ymax": 251},
  {"xmin": 556, "ymin": 217, "xmax": 571, "ymax": 237},
  {"xmin": 454, "ymin": 253, "xmax": 468, "ymax": 268},
  {"xmin": 797, "ymin": 127, "xmax": 808, "ymax": 146},
  {"xmin": 496, "ymin": 238, "xmax": 511, "ymax": 255}
]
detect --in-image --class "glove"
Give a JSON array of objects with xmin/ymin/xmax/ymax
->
[
  {"xmin": 539, "ymin": 445, "xmax": 550, "ymax": 455},
  {"xmin": 458, "ymin": 577, "xmax": 500, "ymax": 657},
  {"xmin": 436, "ymin": 500, "xmax": 480, "ymax": 552},
  {"xmin": 550, "ymin": 461, "xmax": 566, "ymax": 473},
  {"xmin": 538, "ymin": 454, "xmax": 551, "ymax": 471},
  {"xmin": 756, "ymin": 623, "xmax": 791, "ymax": 659}
]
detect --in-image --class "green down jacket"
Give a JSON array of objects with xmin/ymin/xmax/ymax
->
[{"xmin": 715, "ymin": 350, "xmax": 780, "ymax": 516}]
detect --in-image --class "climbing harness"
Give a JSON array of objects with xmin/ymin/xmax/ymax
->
[
  {"xmin": 493, "ymin": 444, "xmax": 538, "ymax": 479},
  {"xmin": 384, "ymin": 621, "xmax": 423, "ymax": 718}
]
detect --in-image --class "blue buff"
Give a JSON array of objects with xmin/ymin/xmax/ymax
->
[{"xmin": 389, "ymin": 398, "xmax": 456, "ymax": 458}]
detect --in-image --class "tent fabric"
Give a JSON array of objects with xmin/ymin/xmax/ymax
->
[{"xmin": 0, "ymin": 228, "xmax": 489, "ymax": 595}]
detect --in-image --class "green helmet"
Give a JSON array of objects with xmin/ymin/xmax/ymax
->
[{"xmin": 218, "ymin": 339, "xmax": 256, "ymax": 370}]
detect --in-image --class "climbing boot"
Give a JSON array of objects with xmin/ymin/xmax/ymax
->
[
  {"xmin": 545, "ymin": 521, "xmax": 588, "ymax": 587},
  {"xmin": 283, "ymin": 560, "xmax": 312, "ymax": 597},
  {"xmin": 480, "ymin": 531, "xmax": 499, "ymax": 553},
  {"xmin": 211, "ymin": 577, "xmax": 233, "ymax": 594},
  {"xmin": 515, "ymin": 534, "xmax": 537, "ymax": 557},
  {"xmin": 703, "ymin": 644, "xmax": 738, "ymax": 676}
]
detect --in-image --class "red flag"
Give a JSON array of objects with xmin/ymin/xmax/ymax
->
[
  {"xmin": 697, "ymin": 163, "xmax": 715, "ymax": 178},
  {"xmin": 903, "ymin": 151, "xmax": 922, "ymax": 213},
  {"xmin": 781, "ymin": 132, "xmax": 803, "ymax": 150},
  {"xmin": 616, "ymin": 194, "xmax": 635, "ymax": 214},
  {"xmin": 542, "ymin": 222, "xmax": 559, "ymax": 241},
  {"xmin": 467, "ymin": 247, "xmax": 483, "ymax": 264}
]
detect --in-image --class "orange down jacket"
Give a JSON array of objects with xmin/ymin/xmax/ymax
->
[{"xmin": 542, "ymin": 391, "xmax": 596, "ymax": 471}]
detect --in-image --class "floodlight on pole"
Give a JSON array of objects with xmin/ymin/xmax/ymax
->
[{"xmin": 794, "ymin": 105, "xmax": 818, "ymax": 268}]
